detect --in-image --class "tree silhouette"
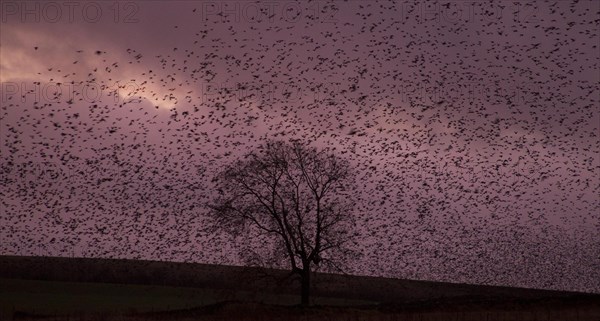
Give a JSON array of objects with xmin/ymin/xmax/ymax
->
[{"xmin": 208, "ymin": 140, "xmax": 357, "ymax": 306}]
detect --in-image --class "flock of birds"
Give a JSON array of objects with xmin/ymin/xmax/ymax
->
[{"xmin": 0, "ymin": 0, "xmax": 598, "ymax": 293}]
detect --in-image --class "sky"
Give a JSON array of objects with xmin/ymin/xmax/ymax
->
[{"xmin": 1, "ymin": 0, "xmax": 599, "ymax": 293}]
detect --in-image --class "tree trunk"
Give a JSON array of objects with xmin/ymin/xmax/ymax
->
[{"xmin": 300, "ymin": 267, "xmax": 310, "ymax": 306}]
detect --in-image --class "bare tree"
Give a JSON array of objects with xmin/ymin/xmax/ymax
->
[{"xmin": 208, "ymin": 140, "xmax": 357, "ymax": 306}]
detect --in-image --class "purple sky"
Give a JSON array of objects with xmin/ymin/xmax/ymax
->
[{"xmin": 1, "ymin": 1, "xmax": 599, "ymax": 293}]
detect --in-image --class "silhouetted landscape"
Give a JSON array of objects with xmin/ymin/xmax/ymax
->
[{"xmin": 1, "ymin": 256, "xmax": 599, "ymax": 320}]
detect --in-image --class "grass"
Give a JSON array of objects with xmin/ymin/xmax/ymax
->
[
  {"xmin": 1, "ymin": 278, "xmax": 598, "ymax": 321},
  {"xmin": 0, "ymin": 278, "xmax": 221, "ymax": 316},
  {"xmin": 0, "ymin": 256, "xmax": 598, "ymax": 320},
  {"xmin": 0, "ymin": 278, "xmax": 374, "ymax": 319}
]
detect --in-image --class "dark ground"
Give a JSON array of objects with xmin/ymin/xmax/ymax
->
[{"xmin": 1, "ymin": 255, "xmax": 598, "ymax": 321}]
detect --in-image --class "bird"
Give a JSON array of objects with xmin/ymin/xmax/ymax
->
[{"xmin": 0, "ymin": 0, "xmax": 598, "ymax": 294}]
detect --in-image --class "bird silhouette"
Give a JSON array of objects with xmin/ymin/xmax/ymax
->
[{"xmin": 0, "ymin": 0, "xmax": 598, "ymax": 294}]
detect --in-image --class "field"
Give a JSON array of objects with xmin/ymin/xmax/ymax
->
[
  {"xmin": 0, "ymin": 278, "xmax": 371, "ymax": 316},
  {"xmin": 0, "ymin": 256, "xmax": 598, "ymax": 320}
]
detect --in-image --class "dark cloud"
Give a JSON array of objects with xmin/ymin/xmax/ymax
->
[{"xmin": 1, "ymin": 0, "xmax": 598, "ymax": 293}]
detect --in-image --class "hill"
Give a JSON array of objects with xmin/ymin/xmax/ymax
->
[{"xmin": 0, "ymin": 255, "xmax": 598, "ymax": 320}]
